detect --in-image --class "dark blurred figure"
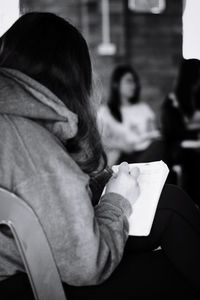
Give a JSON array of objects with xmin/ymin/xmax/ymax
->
[{"xmin": 161, "ymin": 58, "xmax": 200, "ymax": 206}]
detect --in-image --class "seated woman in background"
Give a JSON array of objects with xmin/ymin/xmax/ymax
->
[
  {"xmin": 98, "ymin": 65, "xmax": 163, "ymax": 166},
  {"xmin": 161, "ymin": 58, "xmax": 200, "ymax": 205},
  {"xmin": 161, "ymin": 58, "xmax": 200, "ymax": 157},
  {"xmin": 0, "ymin": 13, "xmax": 199, "ymax": 300}
]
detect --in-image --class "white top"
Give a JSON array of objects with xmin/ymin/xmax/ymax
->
[
  {"xmin": 121, "ymin": 103, "xmax": 159, "ymax": 151},
  {"xmin": 97, "ymin": 103, "xmax": 160, "ymax": 165}
]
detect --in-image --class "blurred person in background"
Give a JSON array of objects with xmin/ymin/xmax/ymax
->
[
  {"xmin": 161, "ymin": 58, "xmax": 200, "ymax": 147},
  {"xmin": 98, "ymin": 65, "xmax": 164, "ymax": 166},
  {"xmin": 161, "ymin": 58, "xmax": 200, "ymax": 205}
]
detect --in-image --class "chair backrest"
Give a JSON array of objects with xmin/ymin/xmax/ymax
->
[{"xmin": 0, "ymin": 188, "xmax": 66, "ymax": 300}]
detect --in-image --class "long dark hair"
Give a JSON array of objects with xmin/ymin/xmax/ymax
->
[
  {"xmin": 108, "ymin": 65, "xmax": 140, "ymax": 122},
  {"xmin": 0, "ymin": 12, "xmax": 106, "ymax": 175}
]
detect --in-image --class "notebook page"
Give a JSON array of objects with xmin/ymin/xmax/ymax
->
[{"xmin": 112, "ymin": 160, "xmax": 169, "ymax": 236}]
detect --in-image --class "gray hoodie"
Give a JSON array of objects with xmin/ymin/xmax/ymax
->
[{"xmin": 0, "ymin": 68, "xmax": 132, "ymax": 286}]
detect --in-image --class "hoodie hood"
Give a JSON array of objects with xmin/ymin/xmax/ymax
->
[{"xmin": 0, "ymin": 68, "xmax": 78, "ymax": 141}]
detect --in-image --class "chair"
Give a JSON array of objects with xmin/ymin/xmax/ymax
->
[{"xmin": 0, "ymin": 188, "xmax": 66, "ymax": 300}]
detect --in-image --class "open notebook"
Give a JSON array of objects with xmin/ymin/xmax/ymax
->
[{"xmin": 112, "ymin": 160, "xmax": 169, "ymax": 236}]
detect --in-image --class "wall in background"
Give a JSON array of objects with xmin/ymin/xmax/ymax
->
[
  {"xmin": 124, "ymin": 1, "xmax": 182, "ymax": 116},
  {"xmin": 20, "ymin": 0, "xmax": 183, "ymax": 121}
]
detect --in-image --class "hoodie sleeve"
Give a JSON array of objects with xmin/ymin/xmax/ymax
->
[{"xmin": 14, "ymin": 152, "xmax": 132, "ymax": 286}]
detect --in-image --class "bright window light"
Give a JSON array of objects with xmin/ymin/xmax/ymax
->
[
  {"xmin": 129, "ymin": 0, "xmax": 166, "ymax": 14},
  {"xmin": 183, "ymin": 0, "xmax": 200, "ymax": 60},
  {"xmin": 0, "ymin": 0, "xmax": 20, "ymax": 37}
]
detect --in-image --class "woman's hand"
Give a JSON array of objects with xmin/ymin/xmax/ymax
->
[{"xmin": 105, "ymin": 162, "xmax": 140, "ymax": 206}]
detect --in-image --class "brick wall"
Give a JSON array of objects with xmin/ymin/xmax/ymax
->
[
  {"xmin": 20, "ymin": 0, "xmax": 183, "ymax": 118},
  {"xmin": 124, "ymin": 0, "xmax": 183, "ymax": 117}
]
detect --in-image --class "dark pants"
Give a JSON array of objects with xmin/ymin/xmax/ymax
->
[
  {"xmin": 180, "ymin": 148, "xmax": 200, "ymax": 207},
  {"xmin": 1, "ymin": 185, "xmax": 200, "ymax": 299},
  {"xmin": 125, "ymin": 184, "xmax": 200, "ymax": 289}
]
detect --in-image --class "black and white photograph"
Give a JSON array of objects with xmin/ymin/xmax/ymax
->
[{"xmin": 0, "ymin": 1, "xmax": 199, "ymax": 299}]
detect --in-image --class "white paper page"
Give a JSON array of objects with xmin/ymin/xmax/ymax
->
[{"xmin": 112, "ymin": 160, "xmax": 169, "ymax": 236}]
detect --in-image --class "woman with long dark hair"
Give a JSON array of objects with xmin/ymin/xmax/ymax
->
[
  {"xmin": 98, "ymin": 65, "xmax": 163, "ymax": 166},
  {"xmin": 0, "ymin": 13, "xmax": 199, "ymax": 299},
  {"xmin": 161, "ymin": 58, "xmax": 200, "ymax": 204}
]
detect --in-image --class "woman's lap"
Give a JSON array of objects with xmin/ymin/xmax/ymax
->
[
  {"xmin": 1, "ymin": 184, "xmax": 200, "ymax": 299},
  {"xmin": 125, "ymin": 184, "xmax": 200, "ymax": 289},
  {"xmin": 57, "ymin": 184, "xmax": 200, "ymax": 298},
  {"xmin": 1, "ymin": 250, "xmax": 199, "ymax": 300},
  {"xmin": 65, "ymin": 250, "xmax": 199, "ymax": 300},
  {"xmin": 126, "ymin": 184, "xmax": 200, "ymax": 251}
]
